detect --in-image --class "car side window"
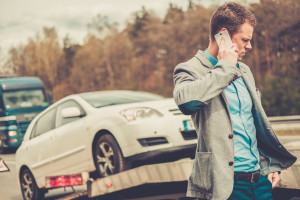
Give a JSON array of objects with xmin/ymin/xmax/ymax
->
[
  {"xmin": 55, "ymin": 100, "xmax": 85, "ymax": 128},
  {"xmin": 31, "ymin": 107, "xmax": 56, "ymax": 138}
]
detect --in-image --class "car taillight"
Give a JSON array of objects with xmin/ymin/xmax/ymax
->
[
  {"xmin": 9, "ymin": 139, "xmax": 18, "ymax": 143},
  {"xmin": 45, "ymin": 174, "xmax": 83, "ymax": 188}
]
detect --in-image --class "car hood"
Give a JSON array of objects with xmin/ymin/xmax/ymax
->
[
  {"xmin": 91, "ymin": 98, "xmax": 181, "ymax": 115},
  {"xmin": 137, "ymin": 98, "xmax": 177, "ymax": 109},
  {"xmin": 124, "ymin": 98, "xmax": 177, "ymax": 110}
]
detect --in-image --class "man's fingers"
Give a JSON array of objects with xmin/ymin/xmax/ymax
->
[
  {"xmin": 272, "ymin": 172, "xmax": 280, "ymax": 189},
  {"xmin": 267, "ymin": 173, "xmax": 273, "ymax": 183},
  {"xmin": 217, "ymin": 36, "xmax": 238, "ymax": 65},
  {"xmin": 231, "ymin": 43, "xmax": 239, "ymax": 54},
  {"xmin": 267, "ymin": 172, "xmax": 280, "ymax": 189},
  {"xmin": 219, "ymin": 36, "xmax": 225, "ymax": 51},
  {"xmin": 272, "ymin": 176, "xmax": 280, "ymax": 189}
]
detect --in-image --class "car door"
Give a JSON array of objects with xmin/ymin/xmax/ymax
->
[
  {"xmin": 26, "ymin": 107, "xmax": 57, "ymax": 182},
  {"xmin": 50, "ymin": 99, "xmax": 90, "ymax": 175}
]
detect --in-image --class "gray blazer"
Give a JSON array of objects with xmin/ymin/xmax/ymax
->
[{"xmin": 173, "ymin": 50, "xmax": 297, "ymax": 200}]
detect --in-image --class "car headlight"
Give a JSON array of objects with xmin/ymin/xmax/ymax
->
[
  {"xmin": 120, "ymin": 107, "xmax": 163, "ymax": 122},
  {"xmin": 8, "ymin": 130, "xmax": 17, "ymax": 137}
]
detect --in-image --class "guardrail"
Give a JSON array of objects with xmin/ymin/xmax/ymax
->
[{"xmin": 269, "ymin": 115, "xmax": 300, "ymax": 123}]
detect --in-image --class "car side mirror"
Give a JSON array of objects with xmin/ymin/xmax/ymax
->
[{"xmin": 61, "ymin": 107, "xmax": 83, "ymax": 118}]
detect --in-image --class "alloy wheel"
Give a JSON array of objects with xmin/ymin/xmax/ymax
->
[
  {"xmin": 96, "ymin": 142, "xmax": 115, "ymax": 177},
  {"xmin": 20, "ymin": 169, "xmax": 44, "ymax": 200},
  {"xmin": 21, "ymin": 171, "xmax": 34, "ymax": 200}
]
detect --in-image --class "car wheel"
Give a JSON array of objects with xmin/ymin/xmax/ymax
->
[
  {"xmin": 20, "ymin": 168, "xmax": 45, "ymax": 200},
  {"xmin": 94, "ymin": 134, "xmax": 128, "ymax": 177}
]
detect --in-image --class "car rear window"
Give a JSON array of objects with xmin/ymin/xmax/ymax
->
[{"xmin": 79, "ymin": 91, "xmax": 164, "ymax": 108}]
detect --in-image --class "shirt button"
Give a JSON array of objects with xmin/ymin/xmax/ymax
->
[
  {"xmin": 228, "ymin": 134, "xmax": 233, "ymax": 139},
  {"xmin": 229, "ymin": 161, "xmax": 234, "ymax": 166}
]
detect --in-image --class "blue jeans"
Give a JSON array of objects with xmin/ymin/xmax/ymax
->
[
  {"xmin": 197, "ymin": 175, "xmax": 273, "ymax": 200},
  {"xmin": 228, "ymin": 174, "xmax": 273, "ymax": 200}
]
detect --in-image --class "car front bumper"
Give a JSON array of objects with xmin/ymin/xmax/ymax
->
[
  {"xmin": 126, "ymin": 143, "xmax": 196, "ymax": 166},
  {"xmin": 115, "ymin": 115, "xmax": 197, "ymax": 158}
]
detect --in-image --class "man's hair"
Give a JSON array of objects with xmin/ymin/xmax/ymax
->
[{"xmin": 210, "ymin": 2, "xmax": 256, "ymax": 40}]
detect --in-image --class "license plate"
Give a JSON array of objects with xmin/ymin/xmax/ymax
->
[{"xmin": 183, "ymin": 120, "xmax": 195, "ymax": 131}]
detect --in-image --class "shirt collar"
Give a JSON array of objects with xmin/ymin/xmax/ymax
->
[
  {"xmin": 204, "ymin": 49, "xmax": 218, "ymax": 66},
  {"xmin": 204, "ymin": 49, "xmax": 240, "ymax": 68}
]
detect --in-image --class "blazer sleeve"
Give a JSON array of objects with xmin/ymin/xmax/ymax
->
[{"xmin": 173, "ymin": 58, "xmax": 242, "ymax": 115}]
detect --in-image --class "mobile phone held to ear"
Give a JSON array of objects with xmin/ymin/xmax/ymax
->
[{"xmin": 214, "ymin": 30, "xmax": 232, "ymax": 49}]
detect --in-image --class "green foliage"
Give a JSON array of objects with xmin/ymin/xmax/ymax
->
[
  {"xmin": 249, "ymin": 0, "xmax": 300, "ymax": 116},
  {"xmin": 262, "ymin": 69, "xmax": 300, "ymax": 116}
]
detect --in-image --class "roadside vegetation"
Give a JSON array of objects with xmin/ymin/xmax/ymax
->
[{"xmin": 1, "ymin": 0, "xmax": 299, "ymax": 116}]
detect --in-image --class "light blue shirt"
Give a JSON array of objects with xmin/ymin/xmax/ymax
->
[{"xmin": 204, "ymin": 50, "xmax": 260, "ymax": 172}]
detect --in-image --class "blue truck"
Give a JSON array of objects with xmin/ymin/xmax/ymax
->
[{"xmin": 0, "ymin": 76, "xmax": 49, "ymax": 152}]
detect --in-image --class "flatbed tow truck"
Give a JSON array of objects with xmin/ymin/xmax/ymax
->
[
  {"xmin": 56, "ymin": 158, "xmax": 193, "ymax": 200},
  {"xmin": 56, "ymin": 153, "xmax": 300, "ymax": 200},
  {"xmin": 55, "ymin": 116, "xmax": 300, "ymax": 200}
]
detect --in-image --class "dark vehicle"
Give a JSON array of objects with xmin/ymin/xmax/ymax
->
[{"xmin": 0, "ymin": 76, "xmax": 49, "ymax": 152}]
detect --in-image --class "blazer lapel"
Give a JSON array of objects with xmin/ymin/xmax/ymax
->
[{"xmin": 239, "ymin": 65, "xmax": 260, "ymax": 105}]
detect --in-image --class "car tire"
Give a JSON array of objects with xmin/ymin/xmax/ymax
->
[
  {"xmin": 94, "ymin": 134, "xmax": 128, "ymax": 177},
  {"xmin": 20, "ymin": 168, "xmax": 45, "ymax": 200}
]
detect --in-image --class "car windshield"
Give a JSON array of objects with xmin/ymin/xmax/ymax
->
[
  {"xmin": 80, "ymin": 91, "xmax": 164, "ymax": 108},
  {"xmin": 2, "ymin": 89, "xmax": 48, "ymax": 109}
]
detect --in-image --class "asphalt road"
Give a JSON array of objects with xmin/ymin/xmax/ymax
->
[
  {"xmin": 0, "ymin": 153, "xmax": 20, "ymax": 200},
  {"xmin": 0, "ymin": 135, "xmax": 299, "ymax": 200}
]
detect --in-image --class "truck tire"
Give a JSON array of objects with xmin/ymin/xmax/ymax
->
[
  {"xmin": 20, "ymin": 168, "xmax": 45, "ymax": 200},
  {"xmin": 93, "ymin": 134, "xmax": 128, "ymax": 177}
]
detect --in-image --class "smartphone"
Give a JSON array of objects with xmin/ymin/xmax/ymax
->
[{"xmin": 214, "ymin": 30, "xmax": 232, "ymax": 49}]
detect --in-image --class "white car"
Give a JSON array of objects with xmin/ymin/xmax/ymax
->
[{"xmin": 16, "ymin": 90, "xmax": 196, "ymax": 200}]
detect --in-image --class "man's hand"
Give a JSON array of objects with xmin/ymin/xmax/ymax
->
[
  {"xmin": 267, "ymin": 172, "xmax": 280, "ymax": 189},
  {"xmin": 217, "ymin": 36, "xmax": 239, "ymax": 65}
]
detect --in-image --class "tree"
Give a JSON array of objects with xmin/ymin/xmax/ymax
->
[
  {"xmin": 0, "ymin": 48, "xmax": 14, "ymax": 75},
  {"xmin": 8, "ymin": 27, "xmax": 62, "ymax": 94},
  {"xmin": 4, "ymin": 1, "xmax": 299, "ymax": 116}
]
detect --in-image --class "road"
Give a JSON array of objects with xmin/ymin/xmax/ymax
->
[
  {"xmin": 0, "ymin": 153, "xmax": 20, "ymax": 200},
  {"xmin": 0, "ymin": 135, "xmax": 299, "ymax": 200}
]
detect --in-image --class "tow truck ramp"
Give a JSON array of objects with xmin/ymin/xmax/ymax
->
[
  {"xmin": 87, "ymin": 158, "xmax": 194, "ymax": 199},
  {"xmin": 59, "ymin": 151, "xmax": 300, "ymax": 199},
  {"xmin": 86, "ymin": 159, "xmax": 300, "ymax": 199},
  {"xmin": 86, "ymin": 159, "xmax": 300, "ymax": 200}
]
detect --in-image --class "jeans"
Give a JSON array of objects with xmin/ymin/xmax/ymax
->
[{"xmin": 196, "ymin": 174, "xmax": 273, "ymax": 200}]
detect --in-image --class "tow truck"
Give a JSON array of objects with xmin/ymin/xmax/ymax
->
[
  {"xmin": 49, "ymin": 116, "xmax": 300, "ymax": 200},
  {"xmin": 51, "ymin": 153, "xmax": 300, "ymax": 200},
  {"xmin": 0, "ymin": 76, "xmax": 50, "ymax": 152}
]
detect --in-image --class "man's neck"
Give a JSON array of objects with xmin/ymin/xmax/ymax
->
[{"xmin": 207, "ymin": 40, "xmax": 219, "ymax": 59}]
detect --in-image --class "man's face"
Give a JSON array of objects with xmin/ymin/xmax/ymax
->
[{"xmin": 231, "ymin": 22, "xmax": 254, "ymax": 60}]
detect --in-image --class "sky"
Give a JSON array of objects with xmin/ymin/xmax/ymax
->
[{"xmin": 0, "ymin": 0, "xmax": 206, "ymax": 55}]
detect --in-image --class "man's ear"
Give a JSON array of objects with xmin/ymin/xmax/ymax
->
[{"xmin": 218, "ymin": 28, "xmax": 227, "ymax": 33}]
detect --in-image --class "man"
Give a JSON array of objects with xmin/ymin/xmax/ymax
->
[{"xmin": 173, "ymin": 2, "xmax": 296, "ymax": 200}]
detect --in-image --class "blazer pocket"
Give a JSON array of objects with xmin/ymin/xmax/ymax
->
[{"xmin": 192, "ymin": 152, "xmax": 213, "ymax": 192}]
